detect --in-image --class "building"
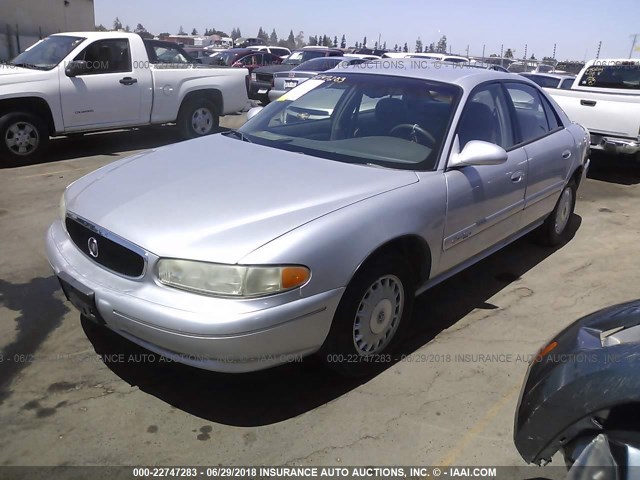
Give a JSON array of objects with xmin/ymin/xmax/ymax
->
[{"xmin": 0, "ymin": 0, "xmax": 95, "ymax": 61}]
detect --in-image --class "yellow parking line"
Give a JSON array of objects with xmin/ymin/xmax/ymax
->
[{"xmin": 436, "ymin": 383, "xmax": 521, "ymax": 467}]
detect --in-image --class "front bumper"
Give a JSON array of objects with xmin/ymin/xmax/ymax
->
[
  {"xmin": 589, "ymin": 133, "xmax": 640, "ymax": 155},
  {"xmin": 268, "ymin": 89, "xmax": 287, "ymax": 102},
  {"xmin": 46, "ymin": 220, "xmax": 343, "ymax": 373}
]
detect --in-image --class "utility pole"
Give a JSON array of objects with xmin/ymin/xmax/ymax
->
[
  {"xmin": 482, "ymin": 44, "xmax": 485, "ymax": 61},
  {"xmin": 500, "ymin": 44, "xmax": 503, "ymax": 67},
  {"xmin": 630, "ymin": 34, "xmax": 639, "ymax": 58},
  {"xmin": 524, "ymin": 43, "xmax": 527, "ymax": 60},
  {"xmin": 596, "ymin": 41, "xmax": 602, "ymax": 59},
  {"xmin": 466, "ymin": 44, "xmax": 469, "ymax": 57},
  {"xmin": 552, "ymin": 43, "xmax": 557, "ymax": 62}
]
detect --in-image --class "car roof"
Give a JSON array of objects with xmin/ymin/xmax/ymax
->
[{"xmin": 338, "ymin": 58, "xmax": 527, "ymax": 89}]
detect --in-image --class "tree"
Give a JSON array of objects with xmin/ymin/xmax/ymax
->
[
  {"xmin": 530, "ymin": 54, "xmax": 536, "ymax": 60},
  {"xmin": 394, "ymin": 43, "xmax": 398, "ymax": 52},
  {"xmin": 436, "ymin": 35, "xmax": 447, "ymax": 53},
  {"xmin": 231, "ymin": 27, "xmax": 241, "ymax": 40},
  {"xmin": 363, "ymin": 36, "xmax": 367, "ymax": 47},
  {"xmin": 403, "ymin": 42, "xmax": 408, "ymax": 53},
  {"xmin": 135, "ymin": 23, "xmax": 153, "ymax": 39},
  {"xmin": 125, "ymin": 25, "xmax": 131, "ymax": 32},
  {"xmin": 542, "ymin": 56, "xmax": 555, "ymax": 63},
  {"xmin": 178, "ymin": 25, "xmax": 186, "ymax": 35},
  {"xmin": 322, "ymin": 35, "xmax": 330, "ymax": 47},
  {"xmin": 415, "ymin": 37, "xmax": 423, "ymax": 53},
  {"xmin": 158, "ymin": 32, "xmax": 170, "ymax": 38},
  {"xmin": 340, "ymin": 34, "xmax": 346, "ymax": 49},
  {"xmin": 504, "ymin": 48, "xmax": 514, "ymax": 59},
  {"xmin": 191, "ymin": 28, "xmax": 198, "ymax": 35},
  {"xmin": 270, "ymin": 29, "xmax": 278, "ymax": 44},
  {"xmin": 295, "ymin": 31, "xmax": 305, "ymax": 49},
  {"xmin": 308, "ymin": 35, "xmax": 317, "ymax": 46},
  {"xmin": 383, "ymin": 41, "xmax": 387, "ymax": 50},
  {"xmin": 95, "ymin": 24, "xmax": 108, "ymax": 31},
  {"xmin": 113, "ymin": 17, "xmax": 123, "ymax": 30},
  {"xmin": 334, "ymin": 36, "xmax": 338, "ymax": 48}
]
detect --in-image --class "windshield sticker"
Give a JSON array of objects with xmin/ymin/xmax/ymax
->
[
  {"xmin": 313, "ymin": 74, "xmax": 347, "ymax": 83},
  {"xmin": 277, "ymin": 79, "xmax": 325, "ymax": 101}
]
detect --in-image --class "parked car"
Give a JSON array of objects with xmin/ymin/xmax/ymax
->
[
  {"xmin": 210, "ymin": 48, "xmax": 281, "ymax": 71},
  {"xmin": 247, "ymin": 45, "xmax": 292, "ymax": 59},
  {"xmin": 269, "ymin": 56, "xmax": 369, "ymax": 101},
  {"xmin": 233, "ymin": 37, "xmax": 265, "ymax": 48},
  {"xmin": 407, "ymin": 53, "xmax": 470, "ymax": 64},
  {"xmin": 46, "ymin": 61, "xmax": 589, "ymax": 377},
  {"xmin": 0, "ymin": 32, "xmax": 249, "ymax": 164},
  {"xmin": 520, "ymin": 72, "xmax": 575, "ymax": 90},
  {"xmin": 184, "ymin": 46, "xmax": 217, "ymax": 65},
  {"xmin": 515, "ymin": 299, "xmax": 640, "ymax": 470},
  {"xmin": 547, "ymin": 58, "xmax": 640, "ymax": 159},
  {"xmin": 249, "ymin": 47, "xmax": 344, "ymax": 103}
]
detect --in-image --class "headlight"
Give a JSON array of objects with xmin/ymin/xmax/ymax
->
[
  {"xmin": 156, "ymin": 259, "xmax": 310, "ymax": 297},
  {"xmin": 251, "ymin": 72, "xmax": 257, "ymax": 81},
  {"xmin": 59, "ymin": 191, "xmax": 67, "ymax": 224}
]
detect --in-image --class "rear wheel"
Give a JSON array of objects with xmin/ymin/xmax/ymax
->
[
  {"xmin": 0, "ymin": 112, "xmax": 48, "ymax": 165},
  {"xmin": 538, "ymin": 181, "xmax": 576, "ymax": 246},
  {"xmin": 177, "ymin": 98, "xmax": 219, "ymax": 139},
  {"xmin": 321, "ymin": 254, "xmax": 414, "ymax": 377}
]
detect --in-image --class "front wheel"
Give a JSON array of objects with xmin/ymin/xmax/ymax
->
[
  {"xmin": 538, "ymin": 181, "xmax": 576, "ymax": 246},
  {"xmin": 321, "ymin": 255, "xmax": 415, "ymax": 377},
  {"xmin": 0, "ymin": 112, "xmax": 48, "ymax": 165},
  {"xmin": 177, "ymin": 99, "xmax": 219, "ymax": 139}
]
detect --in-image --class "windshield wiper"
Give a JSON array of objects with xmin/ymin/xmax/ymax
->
[
  {"xmin": 9, "ymin": 62, "xmax": 47, "ymax": 70},
  {"xmin": 221, "ymin": 129, "xmax": 252, "ymax": 143}
]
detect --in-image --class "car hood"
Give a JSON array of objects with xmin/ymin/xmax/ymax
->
[
  {"xmin": 65, "ymin": 135, "xmax": 419, "ymax": 264},
  {"xmin": 254, "ymin": 64, "xmax": 296, "ymax": 75},
  {"xmin": 0, "ymin": 66, "xmax": 46, "ymax": 84}
]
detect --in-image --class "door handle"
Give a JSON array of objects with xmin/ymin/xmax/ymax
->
[
  {"xmin": 562, "ymin": 150, "xmax": 572, "ymax": 159},
  {"xmin": 119, "ymin": 77, "xmax": 138, "ymax": 86},
  {"xmin": 580, "ymin": 99, "xmax": 596, "ymax": 107},
  {"xmin": 511, "ymin": 171, "xmax": 525, "ymax": 183}
]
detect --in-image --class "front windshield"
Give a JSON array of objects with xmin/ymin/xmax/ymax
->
[
  {"xmin": 238, "ymin": 73, "xmax": 461, "ymax": 171},
  {"xmin": 10, "ymin": 35, "xmax": 84, "ymax": 70},
  {"xmin": 284, "ymin": 51, "xmax": 326, "ymax": 65},
  {"xmin": 293, "ymin": 58, "xmax": 342, "ymax": 72}
]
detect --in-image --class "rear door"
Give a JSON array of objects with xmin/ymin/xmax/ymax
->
[{"xmin": 503, "ymin": 82, "xmax": 575, "ymax": 226}]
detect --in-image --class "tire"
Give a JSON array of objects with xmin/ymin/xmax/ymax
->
[
  {"xmin": 0, "ymin": 112, "xmax": 49, "ymax": 165},
  {"xmin": 538, "ymin": 181, "xmax": 577, "ymax": 246},
  {"xmin": 321, "ymin": 254, "xmax": 415, "ymax": 377},
  {"xmin": 177, "ymin": 98, "xmax": 219, "ymax": 139}
]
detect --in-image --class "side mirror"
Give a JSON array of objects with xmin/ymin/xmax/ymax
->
[
  {"xmin": 65, "ymin": 60, "xmax": 89, "ymax": 77},
  {"xmin": 246, "ymin": 106, "xmax": 263, "ymax": 121},
  {"xmin": 449, "ymin": 137, "xmax": 508, "ymax": 168}
]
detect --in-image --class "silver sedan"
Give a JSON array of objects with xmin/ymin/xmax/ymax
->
[{"xmin": 46, "ymin": 60, "xmax": 590, "ymax": 376}]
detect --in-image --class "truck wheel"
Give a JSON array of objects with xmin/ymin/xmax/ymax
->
[
  {"xmin": 0, "ymin": 112, "xmax": 48, "ymax": 165},
  {"xmin": 538, "ymin": 181, "xmax": 576, "ymax": 246},
  {"xmin": 321, "ymin": 254, "xmax": 415, "ymax": 377},
  {"xmin": 177, "ymin": 99, "xmax": 219, "ymax": 139}
]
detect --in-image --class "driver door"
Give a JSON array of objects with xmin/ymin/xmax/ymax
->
[
  {"xmin": 439, "ymin": 83, "xmax": 528, "ymax": 272},
  {"xmin": 59, "ymin": 38, "xmax": 144, "ymax": 130}
]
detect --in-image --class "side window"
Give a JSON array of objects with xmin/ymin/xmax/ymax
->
[
  {"xmin": 74, "ymin": 39, "xmax": 130, "ymax": 74},
  {"xmin": 504, "ymin": 83, "xmax": 551, "ymax": 144},
  {"xmin": 560, "ymin": 78, "xmax": 574, "ymax": 90},
  {"xmin": 457, "ymin": 84, "xmax": 514, "ymax": 150}
]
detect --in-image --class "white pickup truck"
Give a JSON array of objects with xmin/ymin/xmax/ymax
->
[
  {"xmin": 548, "ymin": 58, "xmax": 640, "ymax": 159},
  {"xmin": 0, "ymin": 31, "xmax": 249, "ymax": 164}
]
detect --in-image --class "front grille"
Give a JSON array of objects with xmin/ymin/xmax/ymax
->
[
  {"xmin": 256, "ymin": 73, "xmax": 272, "ymax": 83},
  {"xmin": 65, "ymin": 216, "xmax": 146, "ymax": 278}
]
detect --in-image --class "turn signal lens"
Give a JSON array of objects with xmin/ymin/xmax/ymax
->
[
  {"xmin": 535, "ymin": 341, "xmax": 558, "ymax": 363},
  {"xmin": 282, "ymin": 266, "xmax": 310, "ymax": 289}
]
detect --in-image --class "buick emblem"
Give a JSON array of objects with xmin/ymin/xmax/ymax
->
[{"xmin": 88, "ymin": 237, "xmax": 99, "ymax": 258}]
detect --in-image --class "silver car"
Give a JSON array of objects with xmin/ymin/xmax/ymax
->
[
  {"xmin": 268, "ymin": 56, "xmax": 370, "ymax": 101},
  {"xmin": 46, "ymin": 61, "xmax": 590, "ymax": 376}
]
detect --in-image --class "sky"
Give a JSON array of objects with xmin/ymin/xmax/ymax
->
[{"xmin": 95, "ymin": 0, "xmax": 640, "ymax": 61}]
